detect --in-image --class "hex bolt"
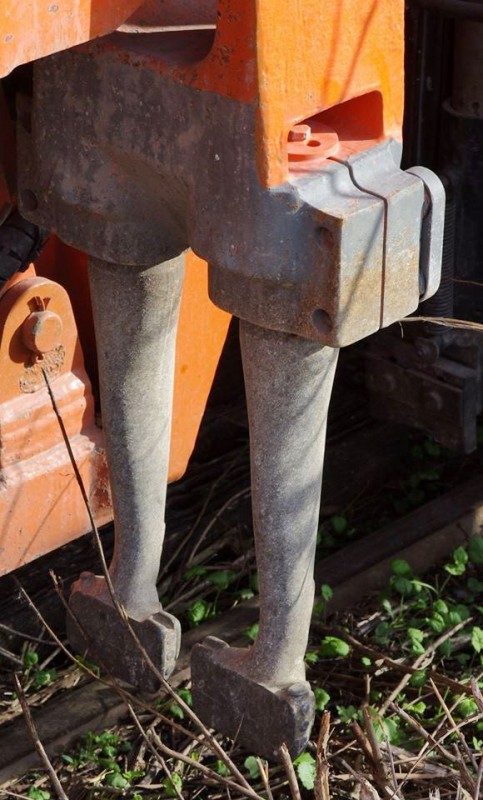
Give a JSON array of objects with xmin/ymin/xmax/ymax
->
[
  {"xmin": 415, "ymin": 337, "xmax": 440, "ymax": 364},
  {"xmin": 22, "ymin": 310, "xmax": 63, "ymax": 354},
  {"xmin": 288, "ymin": 124, "xmax": 311, "ymax": 142}
]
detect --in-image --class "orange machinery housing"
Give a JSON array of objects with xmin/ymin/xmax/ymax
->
[{"xmin": 0, "ymin": 0, "xmax": 405, "ymax": 573}]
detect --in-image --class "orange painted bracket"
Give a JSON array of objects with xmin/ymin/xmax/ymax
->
[{"xmin": 0, "ymin": 271, "xmax": 111, "ymax": 575}]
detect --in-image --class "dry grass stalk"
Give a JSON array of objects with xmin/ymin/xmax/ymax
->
[
  {"xmin": 311, "ymin": 624, "xmax": 476, "ymax": 698},
  {"xmin": 390, "ymin": 703, "xmax": 457, "ymax": 765},
  {"xmin": 339, "ymin": 757, "xmax": 382, "ymax": 800},
  {"xmin": 474, "ymin": 757, "xmax": 483, "ymax": 800},
  {"xmin": 404, "ymin": 315, "xmax": 483, "ymax": 333},
  {"xmin": 278, "ymin": 743, "xmax": 302, "ymax": 800},
  {"xmin": 128, "ymin": 703, "xmax": 265, "ymax": 800},
  {"xmin": 429, "ymin": 679, "xmax": 478, "ymax": 790},
  {"xmin": 256, "ymin": 758, "xmax": 274, "ymax": 800},
  {"xmin": 13, "ymin": 674, "xmax": 68, "ymax": 800},
  {"xmin": 187, "ymin": 486, "xmax": 250, "ymax": 567},
  {"xmin": 315, "ymin": 711, "xmax": 331, "ymax": 800},
  {"xmin": 379, "ymin": 618, "xmax": 474, "ymax": 714},
  {"xmin": 16, "ymin": 574, "xmax": 265, "ymax": 800},
  {"xmin": 162, "ymin": 446, "xmax": 247, "ymax": 575}
]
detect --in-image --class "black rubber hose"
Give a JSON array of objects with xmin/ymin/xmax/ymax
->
[{"xmin": 0, "ymin": 211, "xmax": 47, "ymax": 290}]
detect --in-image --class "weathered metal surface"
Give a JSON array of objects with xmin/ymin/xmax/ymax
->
[
  {"xmin": 192, "ymin": 637, "xmax": 315, "ymax": 760},
  {"xmin": 19, "ymin": 35, "xmax": 440, "ymax": 347},
  {"xmin": 406, "ymin": 166, "xmax": 446, "ymax": 302},
  {"xmin": 337, "ymin": 143, "xmax": 424, "ymax": 329},
  {"xmin": 14, "ymin": 0, "xmax": 444, "ymax": 759},
  {"xmin": 66, "ymin": 255, "xmax": 184, "ymax": 677},
  {"xmin": 191, "ymin": 322, "xmax": 338, "ymax": 757},
  {"xmin": 68, "ymin": 573, "xmax": 180, "ymax": 689}
]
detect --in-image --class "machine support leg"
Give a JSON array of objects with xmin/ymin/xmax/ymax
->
[
  {"xmin": 192, "ymin": 320, "xmax": 339, "ymax": 759},
  {"xmin": 68, "ymin": 256, "xmax": 185, "ymax": 690}
]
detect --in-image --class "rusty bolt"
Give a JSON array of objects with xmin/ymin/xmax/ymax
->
[
  {"xmin": 415, "ymin": 337, "xmax": 440, "ymax": 364},
  {"xmin": 288, "ymin": 124, "xmax": 311, "ymax": 142},
  {"xmin": 22, "ymin": 310, "xmax": 63, "ymax": 354}
]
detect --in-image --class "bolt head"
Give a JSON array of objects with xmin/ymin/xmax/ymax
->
[
  {"xmin": 288, "ymin": 124, "xmax": 311, "ymax": 142},
  {"xmin": 22, "ymin": 310, "xmax": 63, "ymax": 354}
]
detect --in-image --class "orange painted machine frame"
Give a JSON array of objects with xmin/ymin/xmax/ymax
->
[
  {"xmin": 0, "ymin": 0, "xmax": 406, "ymax": 572},
  {"xmin": 0, "ymin": 1, "xmax": 142, "ymax": 78}
]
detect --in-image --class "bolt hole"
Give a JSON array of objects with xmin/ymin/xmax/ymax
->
[
  {"xmin": 316, "ymin": 227, "xmax": 334, "ymax": 249},
  {"xmin": 307, "ymin": 139, "xmax": 321, "ymax": 147},
  {"xmin": 312, "ymin": 308, "xmax": 333, "ymax": 335},
  {"xmin": 20, "ymin": 190, "xmax": 38, "ymax": 212}
]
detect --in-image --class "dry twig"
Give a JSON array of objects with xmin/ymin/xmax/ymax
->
[
  {"xmin": 13, "ymin": 674, "xmax": 68, "ymax": 800},
  {"xmin": 278, "ymin": 743, "xmax": 302, "ymax": 800},
  {"xmin": 256, "ymin": 757, "xmax": 274, "ymax": 800},
  {"xmin": 315, "ymin": 711, "xmax": 331, "ymax": 800},
  {"xmin": 128, "ymin": 704, "xmax": 265, "ymax": 800}
]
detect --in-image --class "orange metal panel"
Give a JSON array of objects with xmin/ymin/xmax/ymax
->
[
  {"xmin": 0, "ymin": 0, "xmax": 143, "ymax": 78},
  {"xmin": 171, "ymin": 0, "xmax": 404, "ymax": 186},
  {"xmin": 0, "ymin": 425, "xmax": 111, "ymax": 575},
  {"xmin": 255, "ymin": 0, "xmax": 404, "ymax": 185},
  {"xmin": 171, "ymin": 250, "xmax": 231, "ymax": 479}
]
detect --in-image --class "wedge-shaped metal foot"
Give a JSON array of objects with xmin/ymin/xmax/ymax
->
[
  {"xmin": 191, "ymin": 637, "xmax": 315, "ymax": 761},
  {"xmin": 68, "ymin": 573, "xmax": 181, "ymax": 691}
]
